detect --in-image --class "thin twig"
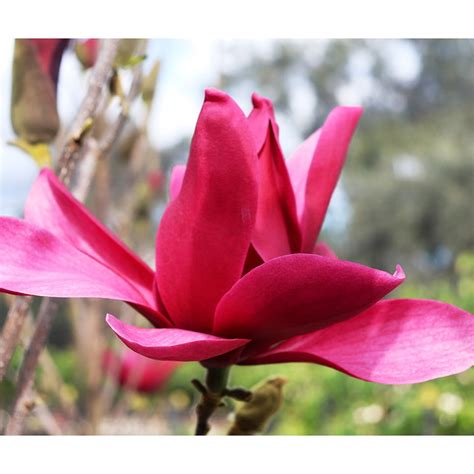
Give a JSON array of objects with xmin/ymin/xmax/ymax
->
[
  {"xmin": 0, "ymin": 296, "xmax": 32, "ymax": 381},
  {"xmin": 5, "ymin": 298, "xmax": 58, "ymax": 435},
  {"xmin": 57, "ymin": 39, "xmax": 119, "ymax": 184},
  {"xmin": 20, "ymin": 310, "xmax": 78, "ymax": 420},
  {"xmin": 33, "ymin": 393, "xmax": 64, "ymax": 435},
  {"xmin": 72, "ymin": 59, "xmax": 143, "ymax": 202},
  {"xmin": 100, "ymin": 67, "xmax": 143, "ymax": 156}
]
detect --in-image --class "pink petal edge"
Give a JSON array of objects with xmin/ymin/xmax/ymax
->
[
  {"xmin": 0, "ymin": 217, "xmax": 157, "ymax": 313},
  {"xmin": 106, "ymin": 314, "xmax": 250, "ymax": 362},
  {"xmin": 169, "ymin": 164, "xmax": 186, "ymax": 201},
  {"xmin": 214, "ymin": 253, "xmax": 405, "ymax": 342},
  {"xmin": 242, "ymin": 299, "xmax": 474, "ymax": 384}
]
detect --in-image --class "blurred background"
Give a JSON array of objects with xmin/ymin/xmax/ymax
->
[{"xmin": 0, "ymin": 39, "xmax": 473, "ymax": 434}]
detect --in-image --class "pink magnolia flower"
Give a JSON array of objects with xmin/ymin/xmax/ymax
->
[
  {"xmin": 102, "ymin": 348, "xmax": 180, "ymax": 393},
  {"xmin": 0, "ymin": 89, "xmax": 473, "ymax": 384}
]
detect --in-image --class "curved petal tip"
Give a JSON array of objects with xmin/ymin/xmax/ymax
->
[
  {"xmin": 337, "ymin": 105, "xmax": 364, "ymax": 118},
  {"xmin": 106, "ymin": 313, "xmax": 122, "ymax": 330},
  {"xmin": 204, "ymin": 88, "xmax": 228, "ymax": 103},
  {"xmin": 394, "ymin": 264, "xmax": 406, "ymax": 281},
  {"xmin": 251, "ymin": 92, "xmax": 273, "ymax": 110},
  {"xmin": 106, "ymin": 314, "xmax": 250, "ymax": 362}
]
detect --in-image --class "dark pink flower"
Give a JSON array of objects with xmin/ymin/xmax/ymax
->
[
  {"xmin": 102, "ymin": 348, "xmax": 180, "ymax": 393},
  {"xmin": 0, "ymin": 89, "xmax": 472, "ymax": 384}
]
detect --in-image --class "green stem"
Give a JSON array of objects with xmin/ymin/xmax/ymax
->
[
  {"xmin": 193, "ymin": 366, "xmax": 230, "ymax": 435},
  {"xmin": 205, "ymin": 366, "xmax": 230, "ymax": 393}
]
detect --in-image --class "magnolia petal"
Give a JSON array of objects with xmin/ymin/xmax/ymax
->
[
  {"xmin": 247, "ymin": 93, "xmax": 278, "ymax": 153},
  {"xmin": 24, "ymin": 168, "xmax": 156, "ymax": 309},
  {"xmin": 155, "ymin": 89, "xmax": 258, "ymax": 333},
  {"xmin": 169, "ymin": 164, "xmax": 186, "ymax": 201},
  {"xmin": 0, "ymin": 217, "xmax": 158, "ymax": 312},
  {"xmin": 288, "ymin": 107, "xmax": 363, "ymax": 252},
  {"xmin": 106, "ymin": 314, "xmax": 250, "ymax": 362},
  {"xmin": 214, "ymin": 253, "xmax": 405, "ymax": 341},
  {"xmin": 287, "ymin": 129, "xmax": 320, "ymax": 221},
  {"xmin": 248, "ymin": 95, "xmax": 301, "ymax": 259},
  {"xmin": 242, "ymin": 299, "xmax": 474, "ymax": 384}
]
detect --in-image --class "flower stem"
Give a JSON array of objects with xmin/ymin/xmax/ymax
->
[{"xmin": 193, "ymin": 366, "xmax": 231, "ymax": 435}]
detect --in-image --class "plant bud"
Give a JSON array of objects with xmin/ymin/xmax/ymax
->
[
  {"xmin": 115, "ymin": 39, "xmax": 147, "ymax": 68},
  {"xmin": 11, "ymin": 39, "xmax": 68, "ymax": 143},
  {"xmin": 75, "ymin": 39, "xmax": 98, "ymax": 69},
  {"xmin": 228, "ymin": 376, "xmax": 287, "ymax": 435}
]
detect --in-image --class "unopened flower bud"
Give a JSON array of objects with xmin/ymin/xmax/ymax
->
[
  {"xmin": 228, "ymin": 376, "xmax": 287, "ymax": 435},
  {"xmin": 11, "ymin": 39, "xmax": 68, "ymax": 143}
]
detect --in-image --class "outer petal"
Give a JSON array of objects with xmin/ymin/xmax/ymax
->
[
  {"xmin": 25, "ymin": 168, "xmax": 156, "ymax": 310},
  {"xmin": 106, "ymin": 314, "xmax": 250, "ymax": 362},
  {"xmin": 169, "ymin": 164, "xmax": 186, "ymax": 201},
  {"xmin": 288, "ymin": 107, "xmax": 363, "ymax": 252},
  {"xmin": 0, "ymin": 217, "xmax": 156, "ymax": 310},
  {"xmin": 155, "ymin": 89, "xmax": 258, "ymax": 333},
  {"xmin": 242, "ymin": 299, "xmax": 474, "ymax": 384},
  {"xmin": 214, "ymin": 253, "xmax": 405, "ymax": 341},
  {"xmin": 248, "ymin": 95, "xmax": 301, "ymax": 259}
]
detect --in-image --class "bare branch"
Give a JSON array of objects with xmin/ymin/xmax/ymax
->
[
  {"xmin": 57, "ymin": 39, "xmax": 120, "ymax": 184},
  {"xmin": 0, "ymin": 296, "xmax": 32, "ymax": 381},
  {"xmin": 5, "ymin": 298, "xmax": 58, "ymax": 435},
  {"xmin": 71, "ymin": 59, "xmax": 143, "ymax": 202}
]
